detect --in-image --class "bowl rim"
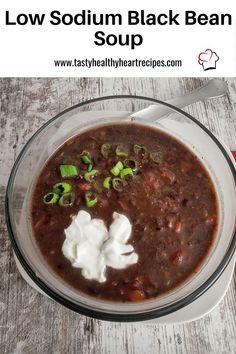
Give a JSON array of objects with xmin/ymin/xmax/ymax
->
[{"xmin": 5, "ymin": 94, "xmax": 236, "ymax": 322}]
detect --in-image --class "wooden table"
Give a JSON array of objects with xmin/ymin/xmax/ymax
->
[{"xmin": 0, "ymin": 78, "xmax": 235, "ymax": 354}]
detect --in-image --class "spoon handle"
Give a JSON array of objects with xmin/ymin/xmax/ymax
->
[
  {"xmin": 132, "ymin": 79, "xmax": 228, "ymax": 121},
  {"xmin": 166, "ymin": 78, "xmax": 228, "ymax": 109}
]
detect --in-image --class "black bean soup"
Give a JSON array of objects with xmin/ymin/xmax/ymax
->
[{"xmin": 31, "ymin": 123, "xmax": 218, "ymax": 302}]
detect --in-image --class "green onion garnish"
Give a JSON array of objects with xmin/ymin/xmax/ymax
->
[
  {"xmin": 81, "ymin": 151, "xmax": 91, "ymax": 165},
  {"xmin": 115, "ymin": 145, "xmax": 129, "ymax": 157},
  {"xmin": 133, "ymin": 144, "xmax": 148, "ymax": 158},
  {"xmin": 101, "ymin": 143, "xmax": 111, "ymax": 158},
  {"xmin": 150, "ymin": 150, "xmax": 164, "ymax": 163},
  {"xmin": 58, "ymin": 192, "xmax": 75, "ymax": 207},
  {"xmin": 59, "ymin": 165, "xmax": 78, "ymax": 178},
  {"xmin": 103, "ymin": 176, "xmax": 111, "ymax": 189},
  {"xmin": 87, "ymin": 163, "xmax": 93, "ymax": 172},
  {"xmin": 43, "ymin": 192, "xmax": 59, "ymax": 205},
  {"xmin": 124, "ymin": 159, "xmax": 139, "ymax": 172},
  {"xmin": 110, "ymin": 161, "xmax": 124, "ymax": 176},
  {"xmin": 120, "ymin": 167, "xmax": 134, "ymax": 180},
  {"xmin": 53, "ymin": 182, "xmax": 71, "ymax": 195},
  {"xmin": 85, "ymin": 191, "xmax": 98, "ymax": 208},
  {"xmin": 84, "ymin": 169, "xmax": 99, "ymax": 182},
  {"xmin": 112, "ymin": 178, "xmax": 124, "ymax": 192}
]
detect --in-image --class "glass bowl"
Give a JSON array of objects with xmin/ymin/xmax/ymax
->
[{"xmin": 5, "ymin": 96, "xmax": 236, "ymax": 322}]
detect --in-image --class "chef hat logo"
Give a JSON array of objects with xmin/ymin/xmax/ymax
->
[{"xmin": 198, "ymin": 49, "xmax": 219, "ymax": 71}]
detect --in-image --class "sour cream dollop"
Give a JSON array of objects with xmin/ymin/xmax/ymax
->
[{"xmin": 62, "ymin": 210, "xmax": 138, "ymax": 283}]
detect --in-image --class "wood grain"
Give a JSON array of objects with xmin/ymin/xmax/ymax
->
[{"xmin": 0, "ymin": 78, "xmax": 235, "ymax": 354}]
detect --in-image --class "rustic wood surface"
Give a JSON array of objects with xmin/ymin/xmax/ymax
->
[{"xmin": 0, "ymin": 78, "xmax": 236, "ymax": 354}]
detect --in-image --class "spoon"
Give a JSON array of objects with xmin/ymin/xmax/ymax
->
[{"xmin": 131, "ymin": 78, "xmax": 228, "ymax": 121}]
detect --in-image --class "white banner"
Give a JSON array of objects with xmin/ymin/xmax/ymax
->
[{"xmin": 0, "ymin": 0, "xmax": 235, "ymax": 77}]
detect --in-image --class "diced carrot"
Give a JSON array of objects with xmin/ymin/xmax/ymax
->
[
  {"xmin": 174, "ymin": 221, "xmax": 182, "ymax": 233},
  {"xmin": 129, "ymin": 290, "xmax": 145, "ymax": 302},
  {"xmin": 168, "ymin": 218, "xmax": 182, "ymax": 233},
  {"xmin": 79, "ymin": 183, "xmax": 91, "ymax": 192},
  {"xmin": 170, "ymin": 250, "xmax": 184, "ymax": 266}
]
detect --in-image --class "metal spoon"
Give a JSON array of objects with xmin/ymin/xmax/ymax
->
[{"xmin": 132, "ymin": 79, "xmax": 228, "ymax": 121}]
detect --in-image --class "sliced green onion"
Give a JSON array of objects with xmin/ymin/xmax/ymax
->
[
  {"xmin": 85, "ymin": 191, "xmax": 98, "ymax": 208},
  {"xmin": 84, "ymin": 169, "xmax": 99, "ymax": 182},
  {"xmin": 80, "ymin": 151, "xmax": 91, "ymax": 165},
  {"xmin": 43, "ymin": 192, "xmax": 59, "ymax": 205},
  {"xmin": 101, "ymin": 143, "xmax": 111, "ymax": 158},
  {"xmin": 133, "ymin": 144, "xmax": 148, "ymax": 158},
  {"xmin": 112, "ymin": 178, "xmax": 124, "ymax": 192},
  {"xmin": 116, "ymin": 161, "xmax": 124, "ymax": 170},
  {"xmin": 111, "ymin": 166, "xmax": 120, "ymax": 176},
  {"xmin": 103, "ymin": 176, "xmax": 111, "ymax": 189},
  {"xmin": 120, "ymin": 167, "xmax": 134, "ymax": 180},
  {"xmin": 58, "ymin": 192, "xmax": 75, "ymax": 207},
  {"xmin": 124, "ymin": 159, "xmax": 139, "ymax": 172},
  {"xmin": 115, "ymin": 145, "xmax": 129, "ymax": 157},
  {"xmin": 59, "ymin": 165, "xmax": 78, "ymax": 178},
  {"xmin": 150, "ymin": 150, "xmax": 164, "ymax": 163},
  {"xmin": 53, "ymin": 182, "xmax": 71, "ymax": 195},
  {"xmin": 87, "ymin": 163, "xmax": 93, "ymax": 172},
  {"xmin": 110, "ymin": 161, "xmax": 124, "ymax": 176}
]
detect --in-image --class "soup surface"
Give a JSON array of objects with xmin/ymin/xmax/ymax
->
[{"xmin": 31, "ymin": 123, "xmax": 218, "ymax": 302}]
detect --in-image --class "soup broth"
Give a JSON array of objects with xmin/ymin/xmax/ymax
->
[{"xmin": 31, "ymin": 123, "xmax": 218, "ymax": 302}]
